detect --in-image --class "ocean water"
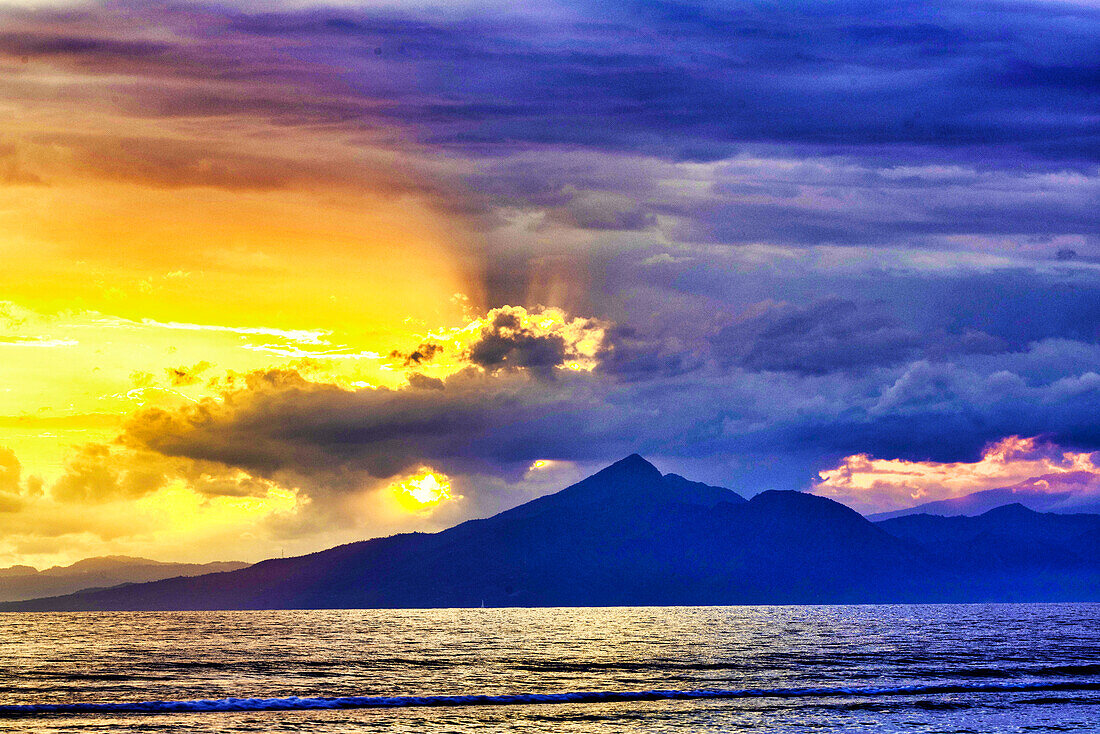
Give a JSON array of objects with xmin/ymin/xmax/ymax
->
[{"xmin": 0, "ymin": 605, "xmax": 1097, "ymax": 732}]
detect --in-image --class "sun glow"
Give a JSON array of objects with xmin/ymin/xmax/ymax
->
[{"xmin": 388, "ymin": 468, "xmax": 456, "ymax": 513}]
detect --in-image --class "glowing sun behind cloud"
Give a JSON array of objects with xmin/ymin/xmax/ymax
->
[{"xmin": 389, "ymin": 468, "xmax": 457, "ymax": 513}]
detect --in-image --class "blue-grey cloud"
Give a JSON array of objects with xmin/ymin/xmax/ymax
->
[{"xmin": 253, "ymin": 0, "xmax": 1100, "ymax": 165}]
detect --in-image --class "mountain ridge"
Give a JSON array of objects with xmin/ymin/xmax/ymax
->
[
  {"xmin": 3, "ymin": 455, "xmax": 1098, "ymax": 610},
  {"xmin": 869, "ymin": 485, "xmax": 1100, "ymax": 520},
  {"xmin": 0, "ymin": 556, "xmax": 251, "ymax": 603}
]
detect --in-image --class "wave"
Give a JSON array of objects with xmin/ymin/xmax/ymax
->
[{"xmin": 2, "ymin": 680, "xmax": 1100, "ymax": 716}]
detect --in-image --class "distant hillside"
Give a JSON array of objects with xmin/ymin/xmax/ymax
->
[
  {"xmin": 4, "ymin": 456, "xmax": 1099, "ymax": 611},
  {"xmin": 875, "ymin": 504, "xmax": 1100, "ymax": 599},
  {"xmin": 0, "ymin": 556, "xmax": 251, "ymax": 602},
  {"xmin": 869, "ymin": 486, "xmax": 1100, "ymax": 520}
]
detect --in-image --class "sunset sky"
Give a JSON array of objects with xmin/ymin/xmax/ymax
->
[{"xmin": 1, "ymin": 0, "xmax": 1099, "ymax": 567}]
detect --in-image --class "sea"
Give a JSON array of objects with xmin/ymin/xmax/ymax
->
[{"xmin": 0, "ymin": 604, "xmax": 1097, "ymax": 732}]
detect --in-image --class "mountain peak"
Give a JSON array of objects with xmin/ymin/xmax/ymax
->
[
  {"xmin": 979, "ymin": 502, "xmax": 1041, "ymax": 519},
  {"xmin": 594, "ymin": 453, "xmax": 662, "ymax": 481}
]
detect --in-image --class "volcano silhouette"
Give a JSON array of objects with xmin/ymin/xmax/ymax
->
[{"xmin": 5, "ymin": 455, "xmax": 1099, "ymax": 610}]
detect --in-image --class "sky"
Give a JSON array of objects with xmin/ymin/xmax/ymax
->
[{"xmin": 1, "ymin": 0, "xmax": 1099, "ymax": 567}]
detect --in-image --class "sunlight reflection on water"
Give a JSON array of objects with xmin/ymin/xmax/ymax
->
[{"xmin": 0, "ymin": 604, "xmax": 1097, "ymax": 732}]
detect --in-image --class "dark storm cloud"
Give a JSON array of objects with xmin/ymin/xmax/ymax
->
[
  {"xmin": 710, "ymin": 298, "xmax": 923, "ymax": 375},
  {"xmin": 17, "ymin": 0, "xmax": 1099, "ymax": 168},
  {"xmin": 406, "ymin": 373, "xmax": 445, "ymax": 391},
  {"xmin": 244, "ymin": 0, "xmax": 1100, "ymax": 165},
  {"xmin": 708, "ymin": 297, "xmax": 1012, "ymax": 375},
  {"xmin": 390, "ymin": 342, "xmax": 444, "ymax": 368},
  {"xmin": 781, "ymin": 350, "xmax": 1100, "ymax": 464},
  {"xmin": 599, "ymin": 325, "xmax": 708, "ymax": 381},
  {"xmin": 121, "ymin": 328, "xmax": 1100, "ymax": 495},
  {"xmin": 121, "ymin": 369, "xmax": 645, "ymax": 483},
  {"xmin": 466, "ymin": 312, "xmax": 569, "ymax": 373},
  {"xmin": 605, "ymin": 250, "xmax": 1100, "ymax": 357},
  {"xmin": 0, "ymin": 32, "xmax": 170, "ymax": 63},
  {"xmin": 673, "ymin": 163, "xmax": 1100, "ymax": 246}
]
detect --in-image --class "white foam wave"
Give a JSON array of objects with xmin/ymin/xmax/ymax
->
[{"xmin": 2, "ymin": 680, "xmax": 1098, "ymax": 716}]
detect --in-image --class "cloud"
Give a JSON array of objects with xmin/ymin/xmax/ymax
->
[
  {"xmin": 466, "ymin": 310, "xmax": 568, "ymax": 373},
  {"xmin": 406, "ymin": 373, "xmax": 445, "ymax": 391},
  {"xmin": 4, "ymin": 0, "xmax": 1100, "ymax": 329},
  {"xmin": 113, "ymin": 329, "xmax": 1100, "ymax": 509},
  {"xmin": 0, "ymin": 448, "xmax": 26, "ymax": 512},
  {"xmin": 7, "ymin": 1, "xmax": 1100, "ymax": 221},
  {"xmin": 166, "ymin": 361, "xmax": 212, "ymax": 387},
  {"xmin": 46, "ymin": 440, "xmax": 297, "ymax": 505},
  {"xmin": 599, "ymin": 324, "xmax": 708, "ymax": 381},
  {"xmin": 813, "ymin": 435, "xmax": 1100, "ymax": 514},
  {"xmin": 120, "ymin": 368, "xmax": 607, "ymax": 483},
  {"xmin": 390, "ymin": 342, "xmax": 443, "ymax": 367},
  {"xmin": 417, "ymin": 305, "xmax": 610, "ymax": 376},
  {"xmin": 50, "ymin": 444, "xmax": 168, "ymax": 504},
  {"xmin": 0, "ymin": 335, "xmax": 79, "ymax": 348},
  {"xmin": 708, "ymin": 297, "xmax": 1013, "ymax": 375},
  {"xmin": 539, "ymin": 189, "xmax": 656, "ymax": 232},
  {"xmin": 711, "ymin": 297, "xmax": 921, "ymax": 374},
  {"xmin": 0, "ymin": 443, "xmax": 307, "ymax": 568}
]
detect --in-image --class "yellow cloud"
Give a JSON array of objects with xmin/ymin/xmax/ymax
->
[{"xmin": 0, "ymin": 442, "xmax": 308, "ymax": 568}]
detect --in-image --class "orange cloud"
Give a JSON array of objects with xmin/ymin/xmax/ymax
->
[{"xmin": 813, "ymin": 436, "xmax": 1100, "ymax": 514}]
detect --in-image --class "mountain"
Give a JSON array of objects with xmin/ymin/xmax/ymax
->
[
  {"xmin": 661, "ymin": 473, "xmax": 747, "ymax": 504},
  {"xmin": 0, "ymin": 556, "xmax": 251, "ymax": 603},
  {"xmin": 869, "ymin": 486, "xmax": 1100, "ymax": 520},
  {"xmin": 3, "ymin": 455, "xmax": 1098, "ymax": 610},
  {"xmin": 875, "ymin": 505, "xmax": 1100, "ymax": 600}
]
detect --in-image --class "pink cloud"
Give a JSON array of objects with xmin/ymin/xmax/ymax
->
[{"xmin": 813, "ymin": 436, "xmax": 1100, "ymax": 514}]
